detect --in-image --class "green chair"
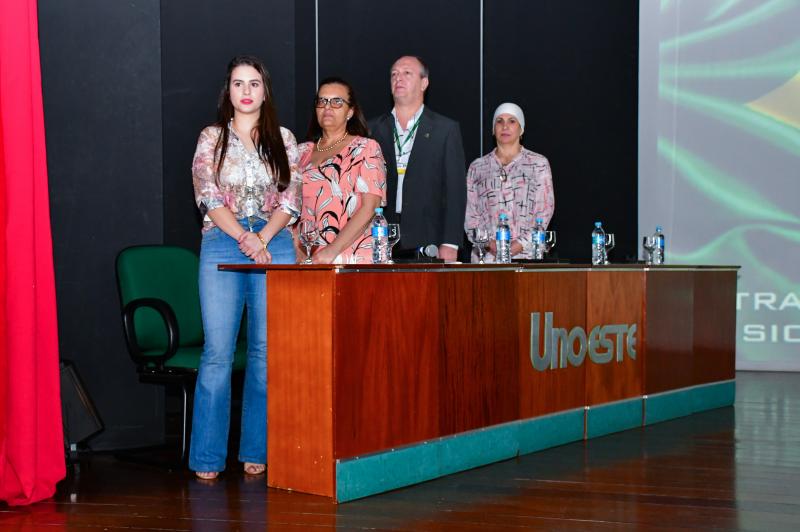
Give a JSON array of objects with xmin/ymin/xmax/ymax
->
[{"xmin": 115, "ymin": 245, "xmax": 246, "ymax": 462}]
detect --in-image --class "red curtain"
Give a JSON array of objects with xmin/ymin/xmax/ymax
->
[{"xmin": 0, "ymin": 0, "xmax": 66, "ymax": 505}]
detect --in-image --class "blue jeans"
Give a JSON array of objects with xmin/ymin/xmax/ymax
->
[{"xmin": 189, "ymin": 220, "xmax": 294, "ymax": 472}]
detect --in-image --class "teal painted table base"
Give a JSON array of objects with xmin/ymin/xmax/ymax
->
[
  {"xmin": 335, "ymin": 379, "xmax": 735, "ymax": 502},
  {"xmin": 645, "ymin": 379, "xmax": 736, "ymax": 425}
]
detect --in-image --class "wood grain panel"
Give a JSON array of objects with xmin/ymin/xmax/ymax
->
[
  {"xmin": 333, "ymin": 272, "xmax": 441, "ymax": 458},
  {"xmin": 439, "ymin": 271, "xmax": 519, "ymax": 435},
  {"xmin": 236, "ymin": 264, "xmax": 740, "ymax": 500},
  {"xmin": 267, "ymin": 269, "xmax": 335, "ymax": 497},
  {"xmin": 693, "ymin": 271, "xmax": 737, "ymax": 385},
  {"xmin": 644, "ymin": 271, "xmax": 694, "ymax": 394},
  {"xmin": 518, "ymin": 271, "xmax": 587, "ymax": 418},
  {"xmin": 585, "ymin": 271, "xmax": 643, "ymax": 405}
]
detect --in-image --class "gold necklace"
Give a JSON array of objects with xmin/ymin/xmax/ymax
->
[{"xmin": 316, "ymin": 133, "xmax": 348, "ymax": 152}]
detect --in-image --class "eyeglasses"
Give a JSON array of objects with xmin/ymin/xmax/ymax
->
[{"xmin": 315, "ymin": 97, "xmax": 350, "ymax": 109}]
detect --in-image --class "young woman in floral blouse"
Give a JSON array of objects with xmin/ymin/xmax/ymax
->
[
  {"xmin": 297, "ymin": 77, "xmax": 386, "ymax": 264},
  {"xmin": 465, "ymin": 102, "xmax": 554, "ymax": 262},
  {"xmin": 190, "ymin": 56, "xmax": 301, "ymax": 480}
]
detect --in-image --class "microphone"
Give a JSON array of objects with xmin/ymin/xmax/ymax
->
[{"xmin": 417, "ymin": 245, "xmax": 439, "ymax": 258}]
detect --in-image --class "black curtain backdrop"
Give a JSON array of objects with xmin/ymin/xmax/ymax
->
[
  {"xmin": 314, "ymin": 0, "xmax": 482, "ymax": 161},
  {"xmin": 40, "ymin": 0, "xmax": 638, "ymax": 449},
  {"xmin": 161, "ymin": 0, "xmax": 295, "ymax": 253},
  {"xmin": 39, "ymin": 0, "xmax": 165, "ymax": 449},
  {"xmin": 485, "ymin": 1, "xmax": 639, "ymax": 262}
]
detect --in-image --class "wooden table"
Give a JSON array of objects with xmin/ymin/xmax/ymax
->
[{"xmin": 222, "ymin": 263, "xmax": 738, "ymax": 502}]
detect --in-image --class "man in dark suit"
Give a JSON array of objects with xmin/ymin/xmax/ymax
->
[{"xmin": 369, "ymin": 56, "xmax": 466, "ymax": 262}]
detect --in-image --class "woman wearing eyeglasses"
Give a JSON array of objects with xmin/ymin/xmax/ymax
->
[
  {"xmin": 297, "ymin": 77, "xmax": 387, "ymax": 264},
  {"xmin": 464, "ymin": 102, "xmax": 554, "ymax": 262}
]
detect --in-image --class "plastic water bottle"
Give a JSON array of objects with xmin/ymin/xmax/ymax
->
[
  {"xmin": 591, "ymin": 221, "xmax": 606, "ymax": 265},
  {"xmin": 652, "ymin": 225, "xmax": 665, "ymax": 265},
  {"xmin": 371, "ymin": 208, "xmax": 389, "ymax": 263},
  {"xmin": 531, "ymin": 217, "xmax": 546, "ymax": 261},
  {"xmin": 495, "ymin": 213, "xmax": 511, "ymax": 263}
]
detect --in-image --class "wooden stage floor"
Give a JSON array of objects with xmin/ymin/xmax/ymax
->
[{"xmin": 2, "ymin": 371, "xmax": 798, "ymax": 530}]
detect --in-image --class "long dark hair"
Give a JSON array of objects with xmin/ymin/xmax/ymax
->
[
  {"xmin": 214, "ymin": 55, "xmax": 291, "ymax": 191},
  {"xmin": 306, "ymin": 77, "xmax": 370, "ymax": 141}
]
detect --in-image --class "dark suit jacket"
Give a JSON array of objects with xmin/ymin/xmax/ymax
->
[{"xmin": 369, "ymin": 107, "xmax": 467, "ymax": 250}]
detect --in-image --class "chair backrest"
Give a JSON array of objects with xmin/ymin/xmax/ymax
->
[{"xmin": 116, "ymin": 245, "xmax": 203, "ymax": 351}]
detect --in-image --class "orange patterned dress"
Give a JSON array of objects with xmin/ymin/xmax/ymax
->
[{"xmin": 298, "ymin": 136, "xmax": 387, "ymax": 263}]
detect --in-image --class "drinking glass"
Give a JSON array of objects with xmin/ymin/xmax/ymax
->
[
  {"xmin": 387, "ymin": 224, "xmax": 401, "ymax": 264},
  {"xmin": 468, "ymin": 227, "xmax": 490, "ymax": 264},
  {"xmin": 604, "ymin": 233, "xmax": 615, "ymax": 265},
  {"xmin": 545, "ymin": 230, "xmax": 557, "ymax": 254},
  {"xmin": 642, "ymin": 236, "xmax": 657, "ymax": 265},
  {"xmin": 298, "ymin": 219, "xmax": 318, "ymax": 264}
]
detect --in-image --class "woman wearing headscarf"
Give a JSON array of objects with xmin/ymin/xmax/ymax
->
[{"xmin": 464, "ymin": 102, "xmax": 554, "ymax": 262}]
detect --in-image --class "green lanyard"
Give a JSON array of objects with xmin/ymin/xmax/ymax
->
[{"xmin": 393, "ymin": 118, "xmax": 421, "ymax": 156}]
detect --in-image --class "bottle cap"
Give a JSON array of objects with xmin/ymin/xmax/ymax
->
[
  {"xmin": 595, "ymin": 221, "xmax": 602, "ymax": 228},
  {"xmin": 374, "ymin": 207, "xmax": 383, "ymax": 213},
  {"xmin": 536, "ymin": 217, "xmax": 543, "ymax": 223},
  {"xmin": 499, "ymin": 213, "xmax": 508, "ymax": 220},
  {"xmin": 656, "ymin": 225, "xmax": 662, "ymax": 231}
]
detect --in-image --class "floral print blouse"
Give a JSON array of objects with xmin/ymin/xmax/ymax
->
[
  {"xmin": 192, "ymin": 123, "xmax": 302, "ymax": 232},
  {"xmin": 298, "ymin": 136, "xmax": 387, "ymax": 264},
  {"xmin": 465, "ymin": 147, "xmax": 554, "ymax": 261}
]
